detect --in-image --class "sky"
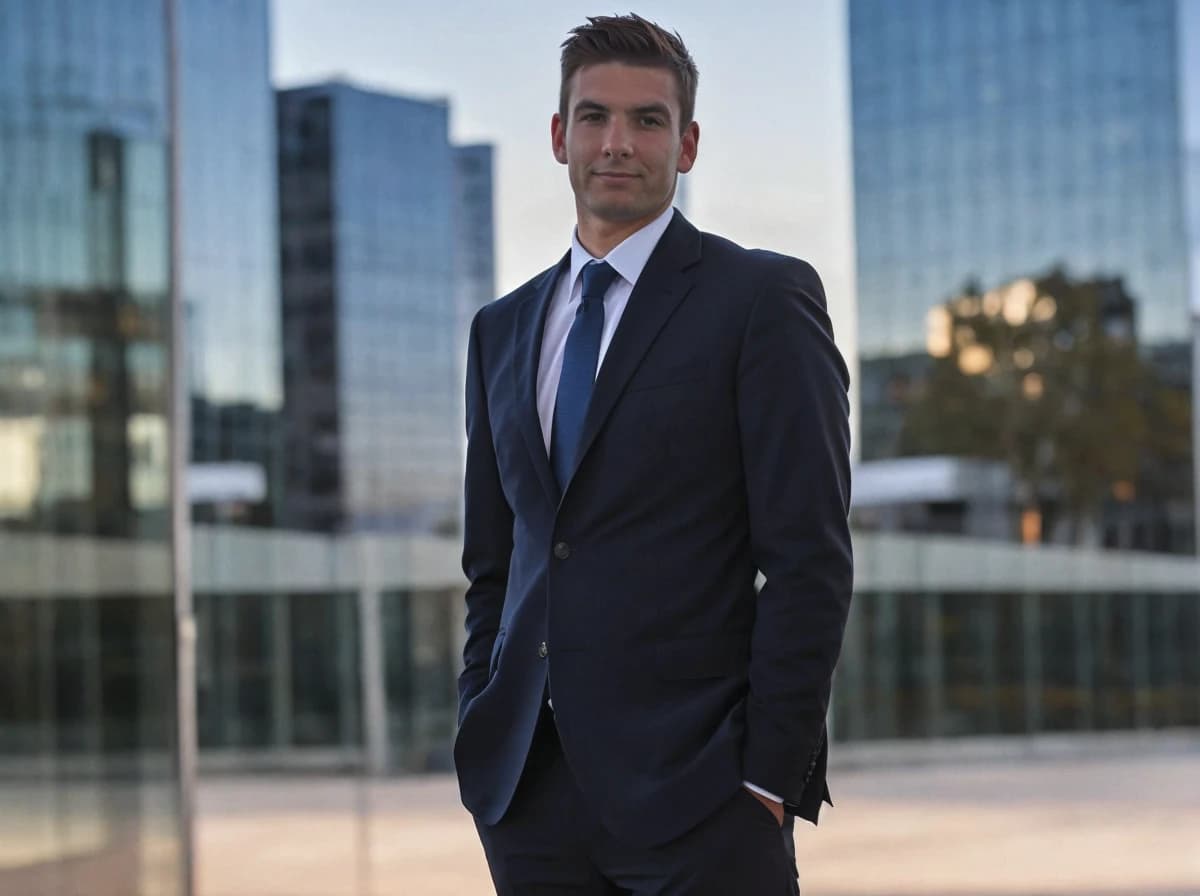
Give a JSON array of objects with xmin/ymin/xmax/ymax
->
[{"xmin": 270, "ymin": 0, "xmax": 860, "ymax": 377}]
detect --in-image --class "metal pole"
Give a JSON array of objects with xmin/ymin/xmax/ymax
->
[
  {"xmin": 354, "ymin": 535, "xmax": 390, "ymax": 896},
  {"xmin": 357, "ymin": 537, "xmax": 390, "ymax": 776},
  {"xmin": 164, "ymin": 0, "xmax": 197, "ymax": 892}
]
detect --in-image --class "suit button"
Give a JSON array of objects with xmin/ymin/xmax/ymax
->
[
  {"xmin": 553, "ymin": 542, "xmax": 570, "ymax": 560},
  {"xmin": 538, "ymin": 641, "xmax": 548, "ymax": 658}
]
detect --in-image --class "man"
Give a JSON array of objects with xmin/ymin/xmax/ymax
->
[{"xmin": 454, "ymin": 13, "xmax": 853, "ymax": 895}]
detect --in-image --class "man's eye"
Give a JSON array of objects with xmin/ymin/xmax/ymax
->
[
  {"xmin": 641, "ymin": 117, "xmax": 664, "ymax": 127},
  {"xmin": 581, "ymin": 112, "xmax": 603, "ymax": 122}
]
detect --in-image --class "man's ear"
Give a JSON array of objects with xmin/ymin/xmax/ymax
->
[
  {"xmin": 677, "ymin": 121, "xmax": 699, "ymax": 174},
  {"xmin": 551, "ymin": 113, "xmax": 568, "ymax": 165}
]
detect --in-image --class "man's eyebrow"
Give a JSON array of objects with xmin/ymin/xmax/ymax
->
[
  {"xmin": 572, "ymin": 100, "xmax": 673, "ymax": 119},
  {"xmin": 573, "ymin": 100, "xmax": 609, "ymax": 115},
  {"xmin": 631, "ymin": 103, "xmax": 672, "ymax": 118}
]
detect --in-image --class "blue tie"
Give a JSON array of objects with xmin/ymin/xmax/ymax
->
[{"xmin": 551, "ymin": 260, "xmax": 619, "ymax": 490}]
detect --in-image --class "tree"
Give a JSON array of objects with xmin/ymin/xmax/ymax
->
[{"xmin": 897, "ymin": 269, "xmax": 1184, "ymax": 546}]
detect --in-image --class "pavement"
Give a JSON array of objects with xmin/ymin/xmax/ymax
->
[{"xmin": 197, "ymin": 748, "xmax": 1200, "ymax": 896}]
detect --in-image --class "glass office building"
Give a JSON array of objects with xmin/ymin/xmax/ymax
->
[
  {"xmin": 835, "ymin": 583, "xmax": 1200, "ymax": 740},
  {"xmin": 0, "ymin": 0, "xmax": 183, "ymax": 892},
  {"xmin": 453, "ymin": 143, "xmax": 497, "ymax": 324},
  {"xmin": 179, "ymin": 0, "xmax": 283, "ymax": 527},
  {"xmin": 278, "ymin": 83, "xmax": 494, "ymax": 534},
  {"xmin": 850, "ymin": 0, "xmax": 1195, "ymax": 553},
  {"xmin": 1185, "ymin": 0, "xmax": 1200, "ymax": 543}
]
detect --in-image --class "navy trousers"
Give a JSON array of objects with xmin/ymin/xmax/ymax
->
[{"xmin": 474, "ymin": 703, "xmax": 800, "ymax": 895}]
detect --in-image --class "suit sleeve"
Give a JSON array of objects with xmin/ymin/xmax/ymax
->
[
  {"xmin": 458, "ymin": 309, "xmax": 514, "ymax": 724},
  {"xmin": 736, "ymin": 256, "xmax": 853, "ymax": 809}
]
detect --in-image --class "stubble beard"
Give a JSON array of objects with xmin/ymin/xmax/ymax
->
[{"xmin": 582, "ymin": 175, "xmax": 674, "ymax": 226}]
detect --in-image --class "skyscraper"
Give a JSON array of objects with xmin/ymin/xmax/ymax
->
[
  {"xmin": 1183, "ymin": 0, "xmax": 1200, "ymax": 551},
  {"xmin": 850, "ymin": 0, "xmax": 1195, "ymax": 553},
  {"xmin": 453, "ymin": 143, "xmax": 497, "ymax": 324},
  {"xmin": 179, "ymin": 0, "xmax": 283, "ymax": 526},
  {"xmin": 278, "ymin": 82, "xmax": 495, "ymax": 533}
]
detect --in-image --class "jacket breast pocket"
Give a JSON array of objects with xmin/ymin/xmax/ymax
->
[
  {"xmin": 619, "ymin": 361, "xmax": 714, "ymax": 444},
  {"xmin": 655, "ymin": 632, "xmax": 749, "ymax": 680},
  {"xmin": 625, "ymin": 360, "xmax": 708, "ymax": 394}
]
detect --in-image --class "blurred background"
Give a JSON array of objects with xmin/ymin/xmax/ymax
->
[{"xmin": 1, "ymin": 0, "xmax": 1198, "ymax": 894}]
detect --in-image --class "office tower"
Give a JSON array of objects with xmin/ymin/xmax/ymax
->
[
  {"xmin": 450, "ymin": 143, "xmax": 497, "ymax": 537},
  {"xmin": 278, "ymin": 82, "xmax": 495, "ymax": 533},
  {"xmin": 180, "ymin": 0, "xmax": 283, "ymax": 525},
  {"xmin": 0, "ymin": 1, "xmax": 183, "ymax": 891},
  {"xmin": 453, "ymin": 143, "xmax": 497, "ymax": 323},
  {"xmin": 1184, "ymin": 0, "xmax": 1200, "ymax": 551},
  {"xmin": 850, "ymin": 0, "xmax": 1195, "ymax": 552}
]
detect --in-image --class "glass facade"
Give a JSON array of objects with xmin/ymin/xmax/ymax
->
[
  {"xmin": 835, "ymin": 590, "xmax": 1200, "ymax": 740},
  {"xmin": 278, "ymin": 84, "xmax": 493, "ymax": 535},
  {"xmin": 0, "ymin": 0, "xmax": 182, "ymax": 892},
  {"xmin": 183, "ymin": 530, "xmax": 1199, "ymax": 772},
  {"xmin": 850, "ymin": 0, "xmax": 1194, "ymax": 552},
  {"xmin": 1183, "ymin": 0, "xmax": 1200, "ymax": 543},
  {"xmin": 188, "ymin": 535, "xmax": 461, "ymax": 774},
  {"xmin": 384, "ymin": 588, "xmax": 459, "ymax": 772},
  {"xmin": 195, "ymin": 590, "xmax": 361, "ymax": 754},
  {"xmin": 453, "ymin": 144, "xmax": 497, "ymax": 325},
  {"xmin": 179, "ymin": 0, "xmax": 282, "ymax": 527}
]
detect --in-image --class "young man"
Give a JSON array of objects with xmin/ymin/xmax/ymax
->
[{"xmin": 454, "ymin": 14, "xmax": 853, "ymax": 895}]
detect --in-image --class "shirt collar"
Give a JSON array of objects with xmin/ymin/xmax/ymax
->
[{"xmin": 568, "ymin": 204, "xmax": 676, "ymax": 296}]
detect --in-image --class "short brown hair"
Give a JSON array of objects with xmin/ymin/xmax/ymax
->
[{"xmin": 559, "ymin": 14, "xmax": 699, "ymax": 133}]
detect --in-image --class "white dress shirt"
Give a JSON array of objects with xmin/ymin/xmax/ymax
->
[{"xmin": 536, "ymin": 204, "xmax": 784, "ymax": 808}]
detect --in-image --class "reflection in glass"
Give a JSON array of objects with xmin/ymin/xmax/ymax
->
[
  {"xmin": 833, "ymin": 591, "xmax": 1200, "ymax": 741},
  {"xmin": 850, "ymin": 0, "xmax": 1194, "ymax": 553},
  {"xmin": 0, "ymin": 2, "xmax": 182, "ymax": 892},
  {"xmin": 891, "ymin": 272, "xmax": 1192, "ymax": 550}
]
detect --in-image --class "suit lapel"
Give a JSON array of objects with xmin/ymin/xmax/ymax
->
[
  {"xmin": 513, "ymin": 253, "xmax": 570, "ymax": 507},
  {"xmin": 561, "ymin": 212, "xmax": 703, "ymax": 494}
]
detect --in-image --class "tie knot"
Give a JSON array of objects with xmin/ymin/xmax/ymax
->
[{"xmin": 581, "ymin": 260, "xmax": 619, "ymax": 303}]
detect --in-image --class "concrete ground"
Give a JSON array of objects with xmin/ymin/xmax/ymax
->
[{"xmin": 197, "ymin": 748, "xmax": 1200, "ymax": 896}]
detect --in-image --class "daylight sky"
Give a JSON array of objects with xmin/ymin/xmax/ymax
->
[{"xmin": 270, "ymin": 0, "xmax": 860, "ymax": 361}]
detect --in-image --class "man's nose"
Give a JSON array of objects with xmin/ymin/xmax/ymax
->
[{"xmin": 602, "ymin": 121, "xmax": 633, "ymax": 158}]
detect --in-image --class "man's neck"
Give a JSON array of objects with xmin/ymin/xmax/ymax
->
[{"xmin": 575, "ymin": 201, "xmax": 672, "ymax": 258}]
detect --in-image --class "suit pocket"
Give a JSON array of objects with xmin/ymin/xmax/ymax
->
[
  {"xmin": 487, "ymin": 629, "xmax": 506, "ymax": 680},
  {"xmin": 624, "ymin": 360, "xmax": 707, "ymax": 394},
  {"xmin": 738, "ymin": 786, "xmax": 785, "ymax": 828},
  {"xmin": 655, "ymin": 631, "xmax": 749, "ymax": 680}
]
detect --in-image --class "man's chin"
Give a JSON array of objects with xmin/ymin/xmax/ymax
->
[{"xmin": 584, "ymin": 198, "xmax": 666, "ymax": 225}]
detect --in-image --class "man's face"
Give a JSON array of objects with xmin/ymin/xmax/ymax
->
[{"xmin": 552, "ymin": 63, "xmax": 698, "ymax": 229}]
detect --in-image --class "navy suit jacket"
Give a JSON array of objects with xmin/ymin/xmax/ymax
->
[{"xmin": 453, "ymin": 210, "xmax": 853, "ymax": 849}]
